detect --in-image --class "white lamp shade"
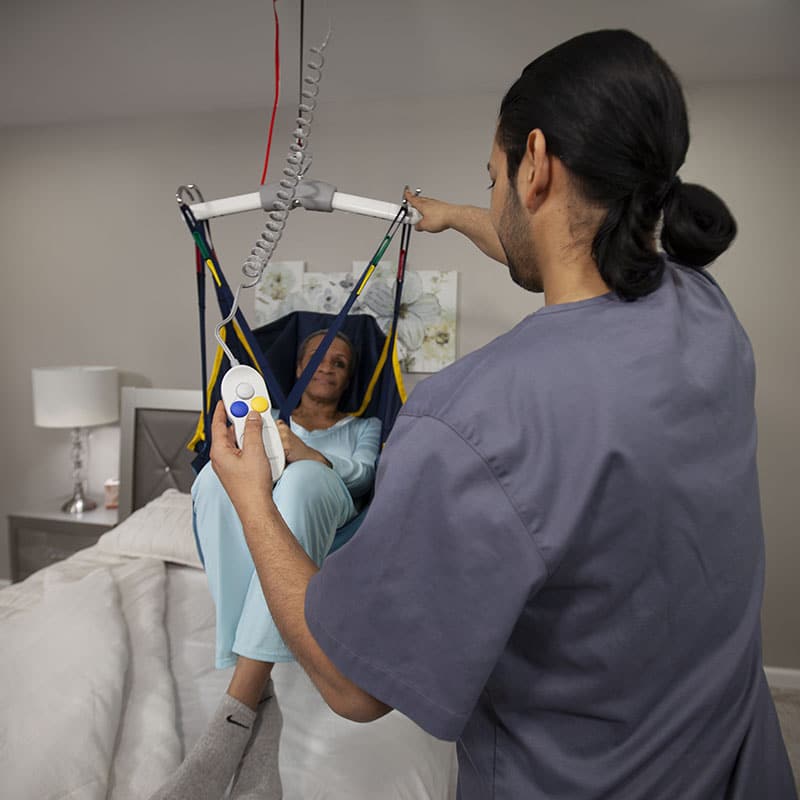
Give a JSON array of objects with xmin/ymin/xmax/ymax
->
[{"xmin": 32, "ymin": 366, "xmax": 119, "ymax": 428}]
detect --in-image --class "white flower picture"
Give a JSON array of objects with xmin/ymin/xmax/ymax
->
[
  {"xmin": 253, "ymin": 261, "xmax": 306, "ymax": 326},
  {"xmin": 254, "ymin": 260, "xmax": 457, "ymax": 373},
  {"xmin": 352, "ymin": 261, "xmax": 457, "ymax": 373}
]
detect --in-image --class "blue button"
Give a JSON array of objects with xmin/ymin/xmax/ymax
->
[{"xmin": 230, "ymin": 401, "xmax": 249, "ymax": 418}]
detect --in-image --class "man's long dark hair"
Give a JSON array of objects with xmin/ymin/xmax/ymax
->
[{"xmin": 497, "ymin": 30, "xmax": 737, "ymax": 300}]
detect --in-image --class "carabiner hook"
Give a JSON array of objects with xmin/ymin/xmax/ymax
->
[
  {"xmin": 176, "ymin": 184, "xmax": 205, "ymax": 206},
  {"xmin": 400, "ymin": 186, "xmax": 422, "ymax": 221}
]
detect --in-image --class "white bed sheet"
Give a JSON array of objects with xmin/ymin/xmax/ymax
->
[
  {"xmin": 164, "ymin": 561, "xmax": 458, "ymax": 800},
  {"xmin": 1, "ymin": 538, "xmax": 457, "ymax": 799}
]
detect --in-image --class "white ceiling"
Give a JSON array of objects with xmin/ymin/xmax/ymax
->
[{"xmin": 2, "ymin": 0, "xmax": 798, "ymax": 128}]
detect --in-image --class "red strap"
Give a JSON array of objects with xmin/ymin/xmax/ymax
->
[{"xmin": 260, "ymin": 1, "xmax": 281, "ymax": 185}]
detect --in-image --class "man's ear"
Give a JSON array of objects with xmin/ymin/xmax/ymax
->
[{"xmin": 521, "ymin": 129, "xmax": 550, "ymax": 211}]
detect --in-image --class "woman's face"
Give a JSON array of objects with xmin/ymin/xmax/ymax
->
[{"xmin": 296, "ymin": 334, "xmax": 353, "ymax": 404}]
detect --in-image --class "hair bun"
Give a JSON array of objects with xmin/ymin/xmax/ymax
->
[{"xmin": 661, "ymin": 182, "xmax": 737, "ymax": 267}]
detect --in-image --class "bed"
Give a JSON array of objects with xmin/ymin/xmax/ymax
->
[{"xmin": 0, "ymin": 387, "xmax": 457, "ymax": 799}]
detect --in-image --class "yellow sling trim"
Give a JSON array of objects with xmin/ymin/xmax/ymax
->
[
  {"xmin": 188, "ymin": 417, "xmax": 205, "ymax": 452},
  {"xmin": 353, "ymin": 334, "xmax": 391, "ymax": 417},
  {"xmin": 187, "ymin": 328, "xmax": 229, "ymax": 451},
  {"xmin": 391, "ymin": 341, "xmax": 407, "ymax": 404},
  {"xmin": 356, "ymin": 264, "xmax": 377, "ymax": 295},
  {"xmin": 353, "ymin": 330, "xmax": 407, "ymax": 417},
  {"xmin": 206, "ymin": 258, "xmax": 222, "ymax": 287}
]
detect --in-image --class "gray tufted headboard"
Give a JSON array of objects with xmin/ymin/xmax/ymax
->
[{"xmin": 118, "ymin": 387, "xmax": 204, "ymax": 521}]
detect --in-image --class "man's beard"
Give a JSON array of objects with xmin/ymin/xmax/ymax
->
[{"xmin": 498, "ymin": 186, "xmax": 543, "ymax": 293}]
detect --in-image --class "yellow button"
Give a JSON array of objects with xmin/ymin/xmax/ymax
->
[{"xmin": 251, "ymin": 396, "xmax": 269, "ymax": 413}]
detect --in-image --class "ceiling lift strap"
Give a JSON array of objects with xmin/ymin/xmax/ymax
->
[
  {"xmin": 280, "ymin": 202, "xmax": 410, "ymax": 422},
  {"xmin": 178, "ymin": 197, "xmax": 288, "ymax": 408},
  {"xmin": 353, "ymin": 215, "xmax": 412, "ymax": 426}
]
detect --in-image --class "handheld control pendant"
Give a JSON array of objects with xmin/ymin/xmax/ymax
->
[{"xmin": 221, "ymin": 365, "xmax": 286, "ymax": 483}]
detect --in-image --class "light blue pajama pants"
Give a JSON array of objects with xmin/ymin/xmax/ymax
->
[{"xmin": 192, "ymin": 460, "xmax": 356, "ymax": 668}]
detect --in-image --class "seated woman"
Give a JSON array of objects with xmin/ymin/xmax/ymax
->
[{"xmin": 151, "ymin": 330, "xmax": 380, "ymax": 800}]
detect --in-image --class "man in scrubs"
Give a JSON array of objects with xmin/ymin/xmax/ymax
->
[{"xmin": 210, "ymin": 29, "xmax": 797, "ymax": 799}]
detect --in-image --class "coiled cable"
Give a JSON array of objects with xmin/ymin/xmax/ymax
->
[
  {"xmin": 215, "ymin": 25, "xmax": 332, "ymax": 364},
  {"xmin": 242, "ymin": 29, "xmax": 330, "ymax": 287}
]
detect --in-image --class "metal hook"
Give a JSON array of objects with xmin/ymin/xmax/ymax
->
[
  {"xmin": 400, "ymin": 186, "xmax": 422, "ymax": 221},
  {"xmin": 176, "ymin": 184, "xmax": 205, "ymax": 205}
]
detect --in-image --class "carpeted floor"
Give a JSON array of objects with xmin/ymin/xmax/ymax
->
[{"xmin": 772, "ymin": 687, "xmax": 800, "ymax": 792}]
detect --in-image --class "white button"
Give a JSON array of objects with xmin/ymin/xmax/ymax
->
[{"xmin": 236, "ymin": 382, "xmax": 255, "ymax": 400}]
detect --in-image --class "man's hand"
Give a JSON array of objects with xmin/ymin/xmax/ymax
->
[
  {"xmin": 210, "ymin": 401, "xmax": 274, "ymax": 528},
  {"xmin": 404, "ymin": 187, "xmax": 507, "ymax": 264},
  {"xmin": 404, "ymin": 187, "xmax": 454, "ymax": 233}
]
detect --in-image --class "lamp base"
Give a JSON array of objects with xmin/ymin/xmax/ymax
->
[
  {"xmin": 61, "ymin": 487, "xmax": 97, "ymax": 514},
  {"xmin": 61, "ymin": 428, "xmax": 97, "ymax": 514}
]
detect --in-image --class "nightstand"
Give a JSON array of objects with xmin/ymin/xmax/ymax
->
[{"xmin": 7, "ymin": 507, "xmax": 119, "ymax": 582}]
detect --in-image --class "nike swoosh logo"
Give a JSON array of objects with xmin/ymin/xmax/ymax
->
[{"xmin": 226, "ymin": 714, "xmax": 250, "ymax": 729}]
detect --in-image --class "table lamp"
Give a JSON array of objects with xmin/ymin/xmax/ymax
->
[{"xmin": 32, "ymin": 366, "xmax": 119, "ymax": 513}]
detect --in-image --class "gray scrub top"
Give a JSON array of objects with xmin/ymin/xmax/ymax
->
[{"xmin": 305, "ymin": 261, "xmax": 796, "ymax": 799}]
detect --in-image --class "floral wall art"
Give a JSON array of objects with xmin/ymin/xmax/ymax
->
[{"xmin": 254, "ymin": 261, "xmax": 457, "ymax": 373}]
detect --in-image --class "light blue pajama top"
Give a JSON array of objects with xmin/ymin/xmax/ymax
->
[{"xmin": 285, "ymin": 414, "xmax": 381, "ymax": 499}]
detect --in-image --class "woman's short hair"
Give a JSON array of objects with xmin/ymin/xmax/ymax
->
[
  {"xmin": 297, "ymin": 329, "xmax": 358, "ymax": 378},
  {"xmin": 497, "ymin": 29, "xmax": 737, "ymax": 300}
]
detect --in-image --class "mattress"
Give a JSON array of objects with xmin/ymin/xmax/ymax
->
[{"xmin": 0, "ymin": 490, "xmax": 457, "ymax": 799}]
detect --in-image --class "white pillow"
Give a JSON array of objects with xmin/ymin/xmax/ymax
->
[
  {"xmin": 97, "ymin": 489, "xmax": 203, "ymax": 568},
  {"xmin": 0, "ymin": 567, "xmax": 129, "ymax": 799}
]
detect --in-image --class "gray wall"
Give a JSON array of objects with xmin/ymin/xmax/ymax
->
[{"xmin": 0, "ymin": 82, "xmax": 797, "ymax": 666}]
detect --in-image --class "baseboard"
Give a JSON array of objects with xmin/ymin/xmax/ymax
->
[{"xmin": 765, "ymin": 667, "xmax": 800, "ymax": 691}]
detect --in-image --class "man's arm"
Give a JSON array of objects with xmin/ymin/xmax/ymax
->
[
  {"xmin": 404, "ymin": 188, "xmax": 508, "ymax": 265},
  {"xmin": 209, "ymin": 402, "xmax": 391, "ymax": 722}
]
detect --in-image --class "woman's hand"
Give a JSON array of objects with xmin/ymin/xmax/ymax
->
[{"xmin": 276, "ymin": 420, "xmax": 331, "ymax": 468}]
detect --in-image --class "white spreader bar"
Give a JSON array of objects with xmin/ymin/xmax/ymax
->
[
  {"xmin": 190, "ymin": 192, "xmax": 262, "ymax": 220},
  {"xmin": 188, "ymin": 182, "xmax": 421, "ymax": 225}
]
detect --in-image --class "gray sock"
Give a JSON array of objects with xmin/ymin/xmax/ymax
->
[
  {"xmin": 148, "ymin": 693, "xmax": 257, "ymax": 800},
  {"xmin": 229, "ymin": 679, "xmax": 283, "ymax": 799}
]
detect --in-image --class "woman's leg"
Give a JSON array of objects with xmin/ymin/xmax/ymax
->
[
  {"xmin": 151, "ymin": 460, "xmax": 354, "ymax": 800},
  {"xmin": 192, "ymin": 462, "xmax": 259, "ymax": 669},
  {"xmin": 149, "ymin": 465, "xmax": 266, "ymax": 800},
  {"xmin": 230, "ymin": 459, "xmax": 355, "ymax": 663},
  {"xmin": 228, "ymin": 666, "xmax": 283, "ymax": 800},
  {"xmin": 228, "ymin": 655, "xmax": 272, "ymax": 709},
  {"xmin": 228, "ymin": 461, "xmax": 353, "ymax": 800}
]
